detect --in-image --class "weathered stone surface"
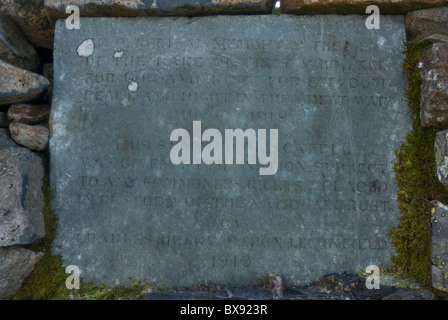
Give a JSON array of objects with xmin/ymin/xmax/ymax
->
[
  {"xmin": 9, "ymin": 122, "xmax": 49, "ymax": 151},
  {"xmin": 282, "ymin": 0, "xmax": 448, "ymax": 14},
  {"xmin": 45, "ymin": 0, "xmax": 272, "ymax": 20},
  {"xmin": 406, "ymin": 7, "xmax": 448, "ymax": 40},
  {"xmin": 50, "ymin": 16, "xmax": 411, "ymax": 288},
  {"xmin": 0, "ymin": 0, "xmax": 54, "ymax": 49},
  {"xmin": 0, "ymin": 112, "xmax": 9, "ymax": 128},
  {"xmin": 419, "ymin": 34, "xmax": 448, "ymax": 46},
  {"xmin": 419, "ymin": 43, "xmax": 448, "ymax": 128},
  {"xmin": 0, "ymin": 60, "xmax": 49, "ymax": 106},
  {"xmin": 435, "ymin": 129, "xmax": 448, "ymax": 187},
  {"xmin": 0, "ymin": 246, "xmax": 43, "ymax": 299},
  {"xmin": 0, "ymin": 135, "xmax": 16, "ymax": 148},
  {"xmin": 382, "ymin": 289, "xmax": 434, "ymax": 300},
  {"xmin": 430, "ymin": 201, "xmax": 448, "ymax": 292},
  {"xmin": 0, "ymin": 13, "xmax": 39, "ymax": 71},
  {"xmin": 7, "ymin": 104, "xmax": 50, "ymax": 124},
  {"xmin": 0, "ymin": 136, "xmax": 45, "ymax": 246}
]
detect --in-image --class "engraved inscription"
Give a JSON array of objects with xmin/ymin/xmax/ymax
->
[{"xmin": 51, "ymin": 16, "xmax": 411, "ymax": 287}]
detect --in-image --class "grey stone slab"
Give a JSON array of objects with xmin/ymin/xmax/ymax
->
[{"xmin": 50, "ymin": 15, "xmax": 411, "ymax": 288}]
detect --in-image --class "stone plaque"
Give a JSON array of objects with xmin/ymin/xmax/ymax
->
[{"xmin": 50, "ymin": 15, "xmax": 411, "ymax": 287}]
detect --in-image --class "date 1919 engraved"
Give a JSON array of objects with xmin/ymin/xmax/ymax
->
[{"xmin": 212, "ymin": 255, "xmax": 251, "ymax": 268}]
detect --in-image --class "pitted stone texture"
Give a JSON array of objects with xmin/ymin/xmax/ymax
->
[
  {"xmin": 9, "ymin": 122, "xmax": 49, "ymax": 151},
  {"xmin": 0, "ymin": 60, "xmax": 49, "ymax": 106},
  {"xmin": 0, "ymin": 0, "xmax": 54, "ymax": 49},
  {"xmin": 282, "ymin": 0, "xmax": 448, "ymax": 14},
  {"xmin": 51, "ymin": 15, "xmax": 410, "ymax": 288},
  {"xmin": 8, "ymin": 104, "xmax": 50, "ymax": 125},
  {"xmin": 0, "ymin": 137, "xmax": 45, "ymax": 246},
  {"xmin": 431, "ymin": 202, "xmax": 448, "ymax": 293},
  {"xmin": 0, "ymin": 246, "xmax": 43, "ymax": 299},
  {"xmin": 0, "ymin": 14, "xmax": 39, "ymax": 71},
  {"xmin": 419, "ymin": 43, "xmax": 448, "ymax": 128},
  {"xmin": 406, "ymin": 7, "xmax": 448, "ymax": 40}
]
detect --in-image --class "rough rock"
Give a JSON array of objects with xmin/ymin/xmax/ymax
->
[
  {"xmin": 406, "ymin": 7, "xmax": 448, "ymax": 40},
  {"xmin": 7, "ymin": 104, "xmax": 50, "ymax": 125},
  {"xmin": 0, "ymin": 60, "xmax": 49, "ymax": 105},
  {"xmin": 0, "ymin": 112, "xmax": 9, "ymax": 127},
  {"xmin": 419, "ymin": 43, "xmax": 448, "ymax": 128},
  {"xmin": 382, "ymin": 289, "xmax": 435, "ymax": 300},
  {"xmin": 0, "ymin": 135, "xmax": 16, "ymax": 148},
  {"xmin": 419, "ymin": 34, "xmax": 448, "ymax": 46},
  {"xmin": 0, "ymin": 246, "xmax": 43, "ymax": 299},
  {"xmin": 436, "ymin": 130, "xmax": 448, "ymax": 188},
  {"xmin": 9, "ymin": 122, "xmax": 49, "ymax": 151},
  {"xmin": 282, "ymin": 0, "xmax": 448, "ymax": 14},
  {"xmin": 264, "ymin": 274, "xmax": 284, "ymax": 300},
  {"xmin": 0, "ymin": 136, "xmax": 45, "ymax": 246},
  {"xmin": 45, "ymin": 0, "xmax": 271, "ymax": 20},
  {"xmin": 430, "ymin": 201, "xmax": 448, "ymax": 293},
  {"xmin": 0, "ymin": 13, "xmax": 39, "ymax": 71},
  {"xmin": 0, "ymin": 0, "xmax": 54, "ymax": 49}
]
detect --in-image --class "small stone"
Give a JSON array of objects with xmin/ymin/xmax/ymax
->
[
  {"xmin": 0, "ymin": 112, "xmax": 9, "ymax": 127},
  {"xmin": 0, "ymin": 59, "xmax": 49, "ymax": 106},
  {"xmin": 0, "ymin": 247, "xmax": 43, "ymax": 299},
  {"xmin": 264, "ymin": 274, "xmax": 284, "ymax": 300},
  {"xmin": 0, "ymin": 13, "xmax": 39, "ymax": 71},
  {"xmin": 7, "ymin": 104, "xmax": 50, "ymax": 125},
  {"xmin": 0, "ymin": 136, "xmax": 45, "ymax": 246},
  {"xmin": 406, "ymin": 7, "xmax": 448, "ymax": 40},
  {"xmin": 9, "ymin": 122, "xmax": 49, "ymax": 151},
  {"xmin": 419, "ymin": 43, "xmax": 448, "ymax": 128}
]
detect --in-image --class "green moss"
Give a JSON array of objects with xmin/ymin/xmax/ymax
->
[
  {"xmin": 12, "ymin": 172, "xmax": 70, "ymax": 300},
  {"xmin": 390, "ymin": 40, "xmax": 448, "ymax": 288},
  {"xmin": 12, "ymin": 154, "xmax": 169, "ymax": 300}
]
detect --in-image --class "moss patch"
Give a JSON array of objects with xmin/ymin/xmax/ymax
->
[
  {"xmin": 12, "ymin": 155, "xmax": 168, "ymax": 300},
  {"xmin": 389, "ymin": 40, "xmax": 448, "ymax": 289}
]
